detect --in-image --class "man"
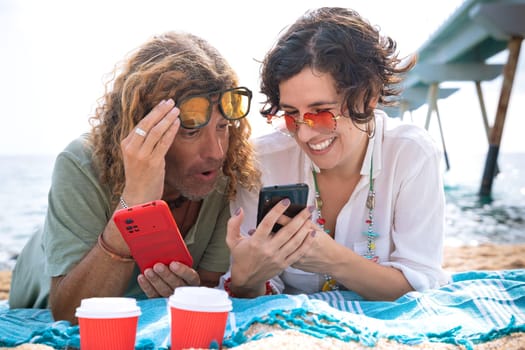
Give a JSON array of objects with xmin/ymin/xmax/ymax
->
[{"xmin": 9, "ymin": 31, "xmax": 260, "ymax": 323}]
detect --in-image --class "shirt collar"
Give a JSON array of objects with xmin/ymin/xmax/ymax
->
[{"xmin": 361, "ymin": 109, "xmax": 385, "ymax": 179}]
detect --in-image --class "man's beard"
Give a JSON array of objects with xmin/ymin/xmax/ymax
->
[
  {"xmin": 166, "ymin": 165, "xmax": 223, "ymax": 201},
  {"xmin": 178, "ymin": 185, "xmax": 214, "ymax": 201}
]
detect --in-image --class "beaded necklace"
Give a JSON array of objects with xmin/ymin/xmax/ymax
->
[{"xmin": 312, "ymin": 154, "xmax": 379, "ymax": 292}]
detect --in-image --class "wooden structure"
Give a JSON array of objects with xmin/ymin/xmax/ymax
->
[{"xmin": 386, "ymin": 0, "xmax": 525, "ymax": 196}]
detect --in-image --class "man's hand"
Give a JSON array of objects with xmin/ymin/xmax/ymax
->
[
  {"xmin": 120, "ymin": 99, "xmax": 180, "ymax": 207},
  {"xmin": 137, "ymin": 261, "xmax": 200, "ymax": 298}
]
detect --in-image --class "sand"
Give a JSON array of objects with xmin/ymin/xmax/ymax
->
[{"xmin": 1, "ymin": 243, "xmax": 525, "ymax": 349}]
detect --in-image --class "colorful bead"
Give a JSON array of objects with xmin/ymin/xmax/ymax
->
[
  {"xmin": 322, "ymin": 278, "xmax": 338, "ymax": 292},
  {"xmin": 363, "ymin": 231, "xmax": 379, "ymax": 238},
  {"xmin": 364, "ymin": 255, "xmax": 379, "ymax": 263},
  {"xmin": 366, "ymin": 194, "xmax": 375, "ymax": 209}
]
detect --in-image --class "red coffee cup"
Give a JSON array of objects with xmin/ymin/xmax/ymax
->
[
  {"xmin": 75, "ymin": 297, "xmax": 141, "ymax": 350},
  {"xmin": 168, "ymin": 287, "xmax": 232, "ymax": 350}
]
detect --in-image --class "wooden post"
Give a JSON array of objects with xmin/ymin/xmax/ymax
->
[
  {"xmin": 480, "ymin": 37, "xmax": 522, "ymax": 196},
  {"xmin": 475, "ymin": 81, "xmax": 499, "ymax": 175},
  {"xmin": 424, "ymin": 83, "xmax": 439, "ymax": 130},
  {"xmin": 424, "ymin": 83, "xmax": 450, "ymax": 171},
  {"xmin": 434, "ymin": 99, "xmax": 451, "ymax": 171}
]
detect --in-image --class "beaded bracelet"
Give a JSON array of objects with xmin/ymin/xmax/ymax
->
[
  {"xmin": 97, "ymin": 233, "xmax": 134, "ymax": 262},
  {"xmin": 223, "ymin": 277, "xmax": 274, "ymax": 297},
  {"xmin": 119, "ymin": 196, "xmax": 129, "ymax": 209}
]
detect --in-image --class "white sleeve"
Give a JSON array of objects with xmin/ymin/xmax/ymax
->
[{"xmin": 382, "ymin": 147, "xmax": 451, "ymax": 290}]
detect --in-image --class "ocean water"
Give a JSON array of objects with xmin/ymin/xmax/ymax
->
[
  {"xmin": 0, "ymin": 152, "xmax": 524, "ymax": 271},
  {"xmin": 442, "ymin": 152, "xmax": 525, "ymax": 246}
]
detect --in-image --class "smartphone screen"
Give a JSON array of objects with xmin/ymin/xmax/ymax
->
[
  {"xmin": 257, "ymin": 183, "xmax": 309, "ymax": 233},
  {"xmin": 113, "ymin": 200, "xmax": 193, "ymax": 272}
]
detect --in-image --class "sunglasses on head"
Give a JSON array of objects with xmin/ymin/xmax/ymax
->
[
  {"xmin": 265, "ymin": 110, "xmax": 341, "ymax": 136},
  {"xmin": 177, "ymin": 86, "xmax": 252, "ymax": 129}
]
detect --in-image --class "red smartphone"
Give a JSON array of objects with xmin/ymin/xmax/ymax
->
[{"xmin": 113, "ymin": 200, "xmax": 193, "ymax": 272}]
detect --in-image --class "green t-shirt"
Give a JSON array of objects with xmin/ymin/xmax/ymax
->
[{"xmin": 9, "ymin": 134, "xmax": 231, "ymax": 309}]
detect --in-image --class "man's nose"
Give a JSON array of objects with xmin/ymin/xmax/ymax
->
[{"xmin": 203, "ymin": 129, "xmax": 226, "ymax": 159}]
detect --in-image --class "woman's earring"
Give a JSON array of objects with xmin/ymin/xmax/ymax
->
[{"xmin": 366, "ymin": 118, "xmax": 376, "ymax": 139}]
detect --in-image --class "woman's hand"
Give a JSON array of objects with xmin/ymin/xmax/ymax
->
[
  {"xmin": 120, "ymin": 99, "xmax": 180, "ymax": 206},
  {"xmin": 290, "ymin": 229, "xmax": 344, "ymax": 273},
  {"xmin": 225, "ymin": 200, "xmax": 316, "ymax": 297},
  {"xmin": 137, "ymin": 261, "xmax": 200, "ymax": 298}
]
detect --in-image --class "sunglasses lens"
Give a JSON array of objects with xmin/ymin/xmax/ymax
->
[
  {"xmin": 284, "ymin": 115, "xmax": 298, "ymax": 134},
  {"xmin": 262, "ymin": 112, "xmax": 292, "ymax": 136},
  {"xmin": 179, "ymin": 97, "xmax": 210, "ymax": 128},
  {"xmin": 304, "ymin": 111, "xmax": 336, "ymax": 133},
  {"xmin": 220, "ymin": 88, "xmax": 251, "ymax": 120}
]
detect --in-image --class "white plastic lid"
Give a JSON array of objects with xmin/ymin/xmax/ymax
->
[
  {"xmin": 75, "ymin": 297, "xmax": 141, "ymax": 319},
  {"xmin": 168, "ymin": 287, "xmax": 232, "ymax": 312}
]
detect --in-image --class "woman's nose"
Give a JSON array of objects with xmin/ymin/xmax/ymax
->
[{"xmin": 295, "ymin": 119, "xmax": 317, "ymax": 141}]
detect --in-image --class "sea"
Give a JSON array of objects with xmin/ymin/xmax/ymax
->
[{"xmin": 0, "ymin": 152, "xmax": 524, "ymax": 271}]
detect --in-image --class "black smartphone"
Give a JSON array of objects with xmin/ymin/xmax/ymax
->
[{"xmin": 256, "ymin": 183, "xmax": 309, "ymax": 233}]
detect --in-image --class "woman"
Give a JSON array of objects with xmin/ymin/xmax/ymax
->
[{"xmin": 224, "ymin": 7, "xmax": 450, "ymax": 299}]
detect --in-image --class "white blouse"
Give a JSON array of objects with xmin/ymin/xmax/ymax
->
[{"xmin": 231, "ymin": 110, "xmax": 451, "ymax": 294}]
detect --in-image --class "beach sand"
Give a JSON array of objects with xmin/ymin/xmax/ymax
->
[{"xmin": 1, "ymin": 243, "xmax": 524, "ymax": 349}]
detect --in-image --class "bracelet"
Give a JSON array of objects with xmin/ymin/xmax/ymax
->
[
  {"xmin": 97, "ymin": 233, "xmax": 134, "ymax": 262},
  {"xmin": 119, "ymin": 196, "xmax": 129, "ymax": 209},
  {"xmin": 223, "ymin": 277, "xmax": 274, "ymax": 297}
]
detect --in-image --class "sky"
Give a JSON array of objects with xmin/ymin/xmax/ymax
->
[{"xmin": 1, "ymin": 0, "xmax": 524, "ymax": 158}]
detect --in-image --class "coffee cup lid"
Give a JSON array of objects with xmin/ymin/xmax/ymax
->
[
  {"xmin": 168, "ymin": 286, "xmax": 232, "ymax": 312},
  {"xmin": 75, "ymin": 297, "xmax": 141, "ymax": 318}
]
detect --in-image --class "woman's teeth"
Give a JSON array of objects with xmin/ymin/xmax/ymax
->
[{"xmin": 309, "ymin": 137, "xmax": 334, "ymax": 151}]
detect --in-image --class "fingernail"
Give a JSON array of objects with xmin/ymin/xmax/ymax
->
[
  {"xmin": 308, "ymin": 205, "xmax": 316, "ymax": 213},
  {"xmin": 234, "ymin": 207, "xmax": 242, "ymax": 216},
  {"xmin": 247, "ymin": 229, "xmax": 256, "ymax": 236},
  {"xmin": 170, "ymin": 261, "xmax": 180, "ymax": 271},
  {"xmin": 281, "ymin": 198, "xmax": 290, "ymax": 206}
]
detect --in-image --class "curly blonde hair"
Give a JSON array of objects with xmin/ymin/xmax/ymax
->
[{"xmin": 88, "ymin": 31, "xmax": 260, "ymax": 205}]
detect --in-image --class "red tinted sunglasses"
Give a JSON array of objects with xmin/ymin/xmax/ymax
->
[{"xmin": 265, "ymin": 111, "xmax": 340, "ymax": 136}]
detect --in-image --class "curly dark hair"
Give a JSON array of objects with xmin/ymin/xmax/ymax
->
[
  {"xmin": 88, "ymin": 31, "xmax": 260, "ymax": 205},
  {"xmin": 260, "ymin": 7, "xmax": 416, "ymax": 123}
]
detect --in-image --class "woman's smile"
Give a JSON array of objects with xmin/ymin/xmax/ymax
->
[{"xmin": 308, "ymin": 137, "xmax": 335, "ymax": 152}]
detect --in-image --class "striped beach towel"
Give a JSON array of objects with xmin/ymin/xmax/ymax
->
[
  {"xmin": 0, "ymin": 269, "xmax": 524, "ymax": 349},
  {"xmin": 225, "ymin": 270, "xmax": 525, "ymax": 348}
]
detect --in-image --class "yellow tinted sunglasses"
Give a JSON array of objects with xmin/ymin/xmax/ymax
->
[{"xmin": 177, "ymin": 86, "xmax": 252, "ymax": 129}]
